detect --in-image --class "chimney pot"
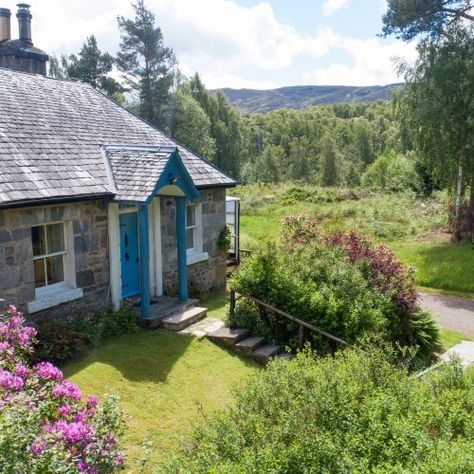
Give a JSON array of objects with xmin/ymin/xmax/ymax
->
[
  {"xmin": 16, "ymin": 3, "xmax": 32, "ymax": 45},
  {"xmin": 0, "ymin": 8, "xmax": 11, "ymax": 42}
]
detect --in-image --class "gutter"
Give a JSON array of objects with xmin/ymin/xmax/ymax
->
[{"xmin": 0, "ymin": 192, "xmax": 114, "ymax": 210}]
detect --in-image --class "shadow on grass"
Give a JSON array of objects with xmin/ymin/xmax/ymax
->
[
  {"xmin": 62, "ymin": 329, "xmax": 194, "ymax": 384},
  {"xmin": 393, "ymin": 240, "xmax": 474, "ymax": 295}
]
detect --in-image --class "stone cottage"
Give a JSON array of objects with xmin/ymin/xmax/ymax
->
[{"xmin": 0, "ymin": 5, "xmax": 236, "ymax": 322}]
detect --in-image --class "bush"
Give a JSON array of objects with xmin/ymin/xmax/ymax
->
[
  {"xmin": 362, "ymin": 150, "xmax": 422, "ymax": 192},
  {"xmin": 0, "ymin": 305, "xmax": 126, "ymax": 472},
  {"xmin": 217, "ymin": 225, "xmax": 232, "ymax": 252},
  {"xmin": 34, "ymin": 305, "xmax": 139, "ymax": 363},
  {"xmin": 229, "ymin": 216, "xmax": 440, "ymax": 359},
  {"xmin": 34, "ymin": 321, "xmax": 87, "ymax": 363},
  {"xmin": 162, "ymin": 347, "xmax": 474, "ymax": 472}
]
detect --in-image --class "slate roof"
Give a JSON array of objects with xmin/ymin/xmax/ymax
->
[
  {"xmin": 105, "ymin": 146, "xmax": 173, "ymax": 202},
  {"xmin": 0, "ymin": 68, "xmax": 236, "ymax": 207}
]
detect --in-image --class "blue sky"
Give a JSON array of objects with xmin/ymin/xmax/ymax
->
[{"xmin": 3, "ymin": 0, "xmax": 418, "ymax": 89}]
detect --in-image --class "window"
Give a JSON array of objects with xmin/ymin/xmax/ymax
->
[
  {"xmin": 184, "ymin": 202, "xmax": 208, "ymax": 265},
  {"xmin": 32, "ymin": 223, "xmax": 66, "ymax": 289},
  {"xmin": 186, "ymin": 204, "xmax": 197, "ymax": 252}
]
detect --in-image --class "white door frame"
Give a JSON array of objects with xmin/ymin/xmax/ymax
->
[{"xmin": 108, "ymin": 201, "xmax": 163, "ymax": 309}]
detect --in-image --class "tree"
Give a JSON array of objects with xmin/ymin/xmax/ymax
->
[
  {"xmin": 117, "ymin": 0, "xmax": 177, "ymax": 128},
  {"xmin": 48, "ymin": 54, "xmax": 70, "ymax": 79},
  {"xmin": 321, "ymin": 134, "xmax": 338, "ymax": 186},
  {"xmin": 400, "ymin": 27, "xmax": 474, "ymax": 239},
  {"xmin": 382, "ymin": 0, "xmax": 474, "ymax": 40},
  {"xmin": 67, "ymin": 36, "xmax": 123, "ymax": 98},
  {"xmin": 170, "ymin": 86, "xmax": 216, "ymax": 160}
]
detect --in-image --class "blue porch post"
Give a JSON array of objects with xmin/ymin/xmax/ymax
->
[
  {"xmin": 176, "ymin": 197, "xmax": 188, "ymax": 301},
  {"xmin": 138, "ymin": 205, "xmax": 151, "ymax": 318}
]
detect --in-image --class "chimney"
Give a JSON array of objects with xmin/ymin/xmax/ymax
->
[
  {"xmin": 0, "ymin": 4, "xmax": 48, "ymax": 75},
  {"xmin": 16, "ymin": 3, "xmax": 32, "ymax": 45},
  {"xmin": 0, "ymin": 8, "xmax": 10, "ymax": 42}
]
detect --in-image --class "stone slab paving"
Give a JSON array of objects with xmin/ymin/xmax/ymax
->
[
  {"xmin": 419, "ymin": 292, "xmax": 474, "ymax": 339},
  {"xmin": 440, "ymin": 341, "xmax": 474, "ymax": 368},
  {"xmin": 178, "ymin": 317, "xmax": 225, "ymax": 339}
]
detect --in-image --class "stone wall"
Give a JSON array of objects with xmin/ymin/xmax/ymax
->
[
  {"xmin": 0, "ymin": 201, "xmax": 110, "ymax": 323},
  {"xmin": 160, "ymin": 188, "xmax": 227, "ymax": 297}
]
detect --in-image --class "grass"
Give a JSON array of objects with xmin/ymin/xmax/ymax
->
[
  {"xmin": 232, "ymin": 184, "xmax": 474, "ymax": 296},
  {"xmin": 63, "ymin": 329, "xmax": 258, "ymax": 468},
  {"xmin": 440, "ymin": 328, "xmax": 471, "ymax": 351},
  {"xmin": 391, "ymin": 239, "xmax": 474, "ymax": 295}
]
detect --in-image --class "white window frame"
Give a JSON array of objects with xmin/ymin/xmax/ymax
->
[
  {"xmin": 28, "ymin": 221, "xmax": 83, "ymax": 313},
  {"xmin": 185, "ymin": 202, "xmax": 208, "ymax": 265}
]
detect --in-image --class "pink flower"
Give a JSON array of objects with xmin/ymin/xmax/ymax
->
[
  {"xmin": 52, "ymin": 380, "xmax": 82, "ymax": 401},
  {"xmin": 0, "ymin": 369, "xmax": 24, "ymax": 390},
  {"xmin": 114, "ymin": 453, "xmax": 125, "ymax": 466},
  {"xmin": 58, "ymin": 404, "xmax": 71, "ymax": 416},
  {"xmin": 30, "ymin": 441, "xmax": 45, "ymax": 456},
  {"xmin": 86, "ymin": 395, "xmax": 98, "ymax": 409},
  {"xmin": 14, "ymin": 363, "xmax": 28, "ymax": 377},
  {"xmin": 34, "ymin": 362, "xmax": 63, "ymax": 381},
  {"xmin": 52, "ymin": 420, "xmax": 93, "ymax": 444}
]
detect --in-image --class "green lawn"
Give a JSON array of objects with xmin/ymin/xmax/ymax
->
[
  {"xmin": 63, "ymin": 330, "xmax": 258, "ymax": 468},
  {"xmin": 440, "ymin": 328, "xmax": 471, "ymax": 351},
  {"xmin": 391, "ymin": 239, "xmax": 474, "ymax": 296}
]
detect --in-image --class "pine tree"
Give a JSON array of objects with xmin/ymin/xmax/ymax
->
[
  {"xmin": 117, "ymin": 0, "xmax": 177, "ymax": 128},
  {"xmin": 67, "ymin": 36, "xmax": 123, "ymax": 98}
]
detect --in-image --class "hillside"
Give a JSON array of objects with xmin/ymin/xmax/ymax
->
[{"xmin": 213, "ymin": 84, "xmax": 402, "ymax": 113}]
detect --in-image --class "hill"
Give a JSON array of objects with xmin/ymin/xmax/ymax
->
[{"xmin": 213, "ymin": 84, "xmax": 402, "ymax": 113}]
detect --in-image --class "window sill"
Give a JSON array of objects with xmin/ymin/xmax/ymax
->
[
  {"xmin": 187, "ymin": 251, "xmax": 209, "ymax": 266},
  {"xmin": 27, "ymin": 287, "xmax": 84, "ymax": 314}
]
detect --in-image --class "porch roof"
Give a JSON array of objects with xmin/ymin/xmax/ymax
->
[{"xmin": 103, "ymin": 145, "xmax": 201, "ymax": 203}]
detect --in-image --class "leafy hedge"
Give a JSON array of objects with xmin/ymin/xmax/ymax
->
[
  {"xmin": 33, "ymin": 305, "xmax": 140, "ymax": 364},
  {"xmin": 162, "ymin": 346, "xmax": 474, "ymax": 473},
  {"xmin": 228, "ymin": 215, "xmax": 440, "ymax": 360}
]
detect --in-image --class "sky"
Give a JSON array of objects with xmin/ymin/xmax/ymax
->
[{"xmin": 2, "ymin": 0, "xmax": 418, "ymax": 89}]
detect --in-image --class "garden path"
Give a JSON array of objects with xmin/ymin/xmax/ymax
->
[
  {"xmin": 419, "ymin": 292, "xmax": 474, "ymax": 339},
  {"xmin": 440, "ymin": 341, "xmax": 474, "ymax": 368}
]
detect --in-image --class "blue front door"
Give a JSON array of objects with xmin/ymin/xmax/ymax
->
[{"xmin": 119, "ymin": 212, "xmax": 140, "ymax": 298}]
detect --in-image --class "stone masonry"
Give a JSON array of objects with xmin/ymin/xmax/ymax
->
[
  {"xmin": 160, "ymin": 188, "xmax": 228, "ymax": 297},
  {"xmin": 0, "ymin": 201, "xmax": 110, "ymax": 322}
]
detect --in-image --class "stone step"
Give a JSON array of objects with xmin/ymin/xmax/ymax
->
[
  {"xmin": 235, "ymin": 336, "xmax": 265, "ymax": 355},
  {"xmin": 162, "ymin": 306, "xmax": 207, "ymax": 331},
  {"xmin": 179, "ymin": 317, "xmax": 225, "ymax": 339},
  {"xmin": 207, "ymin": 327, "xmax": 250, "ymax": 346},
  {"xmin": 252, "ymin": 344, "xmax": 281, "ymax": 364}
]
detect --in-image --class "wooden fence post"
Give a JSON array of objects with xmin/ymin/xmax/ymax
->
[
  {"xmin": 229, "ymin": 288, "xmax": 236, "ymax": 320},
  {"xmin": 298, "ymin": 325, "xmax": 305, "ymax": 350}
]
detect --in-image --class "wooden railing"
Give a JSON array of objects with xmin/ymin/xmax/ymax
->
[{"xmin": 229, "ymin": 289, "xmax": 356, "ymax": 350}]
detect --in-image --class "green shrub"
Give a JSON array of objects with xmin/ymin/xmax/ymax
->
[
  {"xmin": 230, "ymin": 218, "xmax": 440, "ymax": 360},
  {"xmin": 33, "ymin": 321, "xmax": 86, "ymax": 363},
  {"xmin": 161, "ymin": 347, "xmax": 474, "ymax": 473},
  {"xmin": 217, "ymin": 225, "xmax": 232, "ymax": 252},
  {"xmin": 362, "ymin": 150, "xmax": 422, "ymax": 192},
  {"xmin": 34, "ymin": 305, "xmax": 139, "ymax": 363}
]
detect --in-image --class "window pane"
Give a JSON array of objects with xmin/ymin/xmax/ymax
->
[
  {"xmin": 186, "ymin": 205, "xmax": 195, "ymax": 227},
  {"xmin": 46, "ymin": 255, "xmax": 64, "ymax": 285},
  {"xmin": 34, "ymin": 259, "xmax": 46, "ymax": 288},
  {"xmin": 47, "ymin": 223, "xmax": 64, "ymax": 253},
  {"xmin": 31, "ymin": 226, "xmax": 46, "ymax": 256},
  {"xmin": 186, "ymin": 228, "xmax": 194, "ymax": 250}
]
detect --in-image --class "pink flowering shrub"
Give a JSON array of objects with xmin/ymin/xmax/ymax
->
[{"xmin": 0, "ymin": 305, "xmax": 125, "ymax": 473}]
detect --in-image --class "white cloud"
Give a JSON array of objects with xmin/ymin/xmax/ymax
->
[
  {"xmin": 1, "ymin": 0, "xmax": 415, "ymax": 89},
  {"xmin": 307, "ymin": 36, "xmax": 417, "ymax": 85},
  {"xmin": 322, "ymin": 0, "xmax": 350, "ymax": 17}
]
